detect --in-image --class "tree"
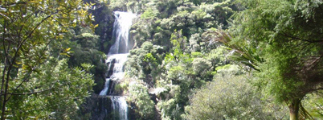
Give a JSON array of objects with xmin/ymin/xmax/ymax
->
[
  {"xmin": 0, "ymin": 0, "xmax": 95, "ymax": 119},
  {"xmin": 218, "ymin": 0, "xmax": 323, "ymax": 119}
]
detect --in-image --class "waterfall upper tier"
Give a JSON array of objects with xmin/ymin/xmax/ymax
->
[{"xmin": 108, "ymin": 12, "xmax": 137, "ymax": 55}]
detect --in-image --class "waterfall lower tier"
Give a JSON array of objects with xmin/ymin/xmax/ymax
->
[
  {"xmin": 98, "ymin": 53, "xmax": 129, "ymax": 119},
  {"xmin": 111, "ymin": 96, "xmax": 128, "ymax": 120},
  {"xmin": 90, "ymin": 96, "xmax": 129, "ymax": 120}
]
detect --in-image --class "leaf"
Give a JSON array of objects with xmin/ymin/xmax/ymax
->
[{"xmin": 65, "ymin": 48, "xmax": 71, "ymax": 52}]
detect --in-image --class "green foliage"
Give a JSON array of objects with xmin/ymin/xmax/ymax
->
[
  {"xmin": 110, "ymin": 0, "xmax": 258, "ymax": 119},
  {"xmin": 129, "ymin": 0, "xmax": 235, "ymax": 49},
  {"xmin": 91, "ymin": 0, "xmax": 323, "ymax": 119},
  {"xmin": 144, "ymin": 53, "xmax": 158, "ymax": 66},
  {"xmin": 192, "ymin": 58, "xmax": 211, "ymax": 75},
  {"xmin": 218, "ymin": 0, "xmax": 323, "ymax": 119},
  {"xmin": 68, "ymin": 27, "xmax": 107, "ymax": 94},
  {"xmin": 157, "ymin": 98, "xmax": 182, "ymax": 120},
  {"xmin": 8, "ymin": 58, "xmax": 94, "ymax": 119},
  {"xmin": 184, "ymin": 74, "xmax": 288, "ymax": 120},
  {"xmin": 303, "ymin": 91, "xmax": 323, "ymax": 119},
  {"xmin": 0, "ymin": 0, "xmax": 97, "ymax": 119},
  {"xmin": 109, "ymin": 0, "xmax": 150, "ymax": 13},
  {"xmin": 90, "ymin": 2, "xmax": 115, "ymax": 53},
  {"xmin": 145, "ymin": 29, "xmax": 233, "ymax": 119},
  {"xmin": 141, "ymin": 8, "xmax": 158, "ymax": 19},
  {"xmin": 126, "ymin": 41, "xmax": 165, "ymax": 85},
  {"xmin": 128, "ymin": 80, "xmax": 156, "ymax": 120},
  {"xmin": 127, "ymin": 27, "xmax": 237, "ymax": 119}
]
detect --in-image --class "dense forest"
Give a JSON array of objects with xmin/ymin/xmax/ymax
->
[{"xmin": 1, "ymin": 0, "xmax": 323, "ymax": 120}]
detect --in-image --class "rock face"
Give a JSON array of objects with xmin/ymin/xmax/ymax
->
[
  {"xmin": 90, "ymin": 3, "xmax": 115, "ymax": 54},
  {"xmin": 89, "ymin": 96, "xmax": 113, "ymax": 120}
]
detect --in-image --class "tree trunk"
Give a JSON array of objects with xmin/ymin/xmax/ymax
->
[{"xmin": 288, "ymin": 99, "xmax": 300, "ymax": 120}]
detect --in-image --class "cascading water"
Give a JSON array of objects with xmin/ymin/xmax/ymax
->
[
  {"xmin": 99, "ymin": 54, "xmax": 129, "ymax": 96},
  {"xmin": 108, "ymin": 11, "xmax": 136, "ymax": 55},
  {"xmin": 111, "ymin": 97, "xmax": 128, "ymax": 120},
  {"xmin": 98, "ymin": 11, "xmax": 136, "ymax": 120}
]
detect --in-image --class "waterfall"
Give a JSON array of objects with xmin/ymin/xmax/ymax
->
[
  {"xmin": 99, "ymin": 78, "xmax": 110, "ymax": 96},
  {"xmin": 111, "ymin": 97, "xmax": 128, "ymax": 120},
  {"xmin": 98, "ymin": 11, "xmax": 136, "ymax": 120},
  {"xmin": 108, "ymin": 11, "xmax": 137, "ymax": 55}
]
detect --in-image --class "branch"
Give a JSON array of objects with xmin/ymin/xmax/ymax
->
[
  {"xmin": 282, "ymin": 33, "xmax": 323, "ymax": 43},
  {"xmin": 10, "ymin": 12, "xmax": 57, "ymax": 67},
  {"xmin": 5, "ymin": 72, "xmax": 31, "ymax": 99},
  {"xmin": 9, "ymin": 88, "xmax": 53, "ymax": 95},
  {"xmin": 1, "ymin": 19, "xmax": 8, "ymax": 96},
  {"xmin": 305, "ymin": 86, "xmax": 323, "ymax": 94},
  {"xmin": 3, "ymin": 12, "xmax": 58, "ymax": 104}
]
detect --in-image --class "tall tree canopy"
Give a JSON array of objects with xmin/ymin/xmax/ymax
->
[
  {"xmin": 221, "ymin": 0, "xmax": 323, "ymax": 119},
  {"xmin": 0, "ymin": 0, "xmax": 95, "ymax": 119}
]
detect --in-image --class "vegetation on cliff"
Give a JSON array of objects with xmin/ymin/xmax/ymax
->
[{"xmin": 2, "ymin": 0, "xmax": 323, "ymax": 119}]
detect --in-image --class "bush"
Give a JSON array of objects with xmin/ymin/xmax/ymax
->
[
  {"xmin": 128, "ymin": 80, "xmax": 156, "ymax": 119},
  {"xmin": 184, "ymin": 74, "xmax": 288, "ymax": 120}
]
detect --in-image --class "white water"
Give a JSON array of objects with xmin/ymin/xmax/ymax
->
[
  {"xmin": 99, "ymin": 54, "xmax": 129, "ymax": 96},
  {"xmin": 99, "ymin": 78, "xmax": 111, "ymax": 95},
  {"xmin": 98, "ymin": 11, "xmax": 136, "ymax": 120},
  {"xmin": 106, "ymin": 54, "xmax": 129, "ymax": 80},
  {"xmin": 111, "ymin": 96, "xmax": 128, "ymax": 120},
  {"xmin": 108, "ymin": 11, "xmax": 137, "ymax": 55},
  {"xmin": 99, "ymin": 11, "xmax": 136, "ymax": 95}
]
